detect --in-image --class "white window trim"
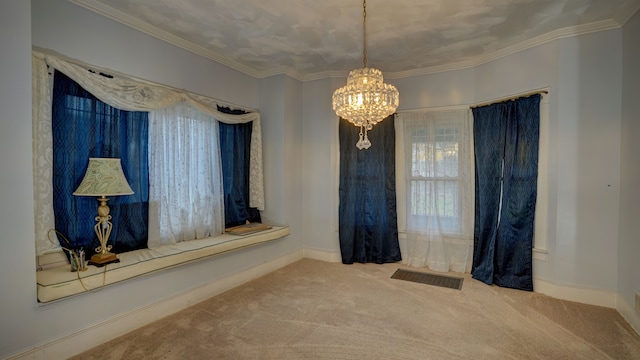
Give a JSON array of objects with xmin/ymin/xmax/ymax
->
[{"xmin": 533, "ymin": 92, "xmax": 550, "ymax": 260}]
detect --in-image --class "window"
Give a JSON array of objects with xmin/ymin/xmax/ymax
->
[
  {"xmin": 396, "ymin": 108, "xmax": 473, "ymax": 272},
  {"xmin": 33, "ymin": 53, "xmax": 265, "ymax": 257},
  {"xmin": 408, "ymin": 125, "xmax": 462, "ymax": 233},
  {"xmin": 402, "ymin": 110, "xmax": 471, "ymax": 236}
]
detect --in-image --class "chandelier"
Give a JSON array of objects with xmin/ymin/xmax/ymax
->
[{"xmin": 332, "ymin": 0, "xmax": 399, "ymax": 150}]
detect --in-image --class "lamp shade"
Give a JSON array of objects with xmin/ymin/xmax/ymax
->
[{"xmin": 73, "ymin": 158, "xmax": 134, "ymax": 197}]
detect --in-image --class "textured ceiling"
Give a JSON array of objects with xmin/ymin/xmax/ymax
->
[{"xmin": 71, "ymin": 0, "xmax": 640, "ymax": 80}]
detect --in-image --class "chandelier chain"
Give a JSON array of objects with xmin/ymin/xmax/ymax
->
[{"xmin": 362, "ymin": 0, "xmax": 367, "ymax": 68}]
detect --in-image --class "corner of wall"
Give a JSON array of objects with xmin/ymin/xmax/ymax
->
[{"xmin": 617, "ymin": 295, "xmax": 640, "ymax": 336}]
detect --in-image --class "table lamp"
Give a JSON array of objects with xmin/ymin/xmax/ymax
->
[{"xmin": 73, "ymin": 158, "xmax": 134, "ymax": 266}]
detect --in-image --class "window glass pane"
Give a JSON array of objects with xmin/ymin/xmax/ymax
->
[
  {"xmin": 411, "ymin": 129, "xmax": 428, "ymax": 177},
  {"xmin": 435, "ymin": 127, "xmax": 458, "ymax": 177},
  {"xmin": 409, "ymin": 124, "xmax": 461, "ymax": 233},
  {"xmin": 411, "ymin": 126, "xmax": 459, "ymax": 178},
  {"xmin": 410, "ymin": 179, "xmax": 427, "ymax": 215},
  {"xmin": 410, "ymin": 180, "xmax": 459, "ymax": 217},
  {"xmin": 438, "ymin": 179, "xmax": 459, "ymax": 218}
]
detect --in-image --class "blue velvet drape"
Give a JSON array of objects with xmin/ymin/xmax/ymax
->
[
  {"xmin": 52, "ymin": 71, "xmax": 149, "ymax": 256},
  {"xmin": 471, "ymin": 94, "xmax": 541, "ymax": 291},
  {"xmin": 217, "ymin": 106, "xmax": 261, "ymax": 228},
  {"xmin": 338, "ymin": 117, "xmax": 402, "ymax": 264}
]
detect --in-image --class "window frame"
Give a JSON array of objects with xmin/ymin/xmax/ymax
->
[{"xmin": 405, "ymin": 120, "xmax": 465, "ymax": 236}]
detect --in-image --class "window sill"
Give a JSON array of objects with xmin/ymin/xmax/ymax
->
[{"xmin": 36, "ymin": 226, "xmax": 290, "ymax": 303}]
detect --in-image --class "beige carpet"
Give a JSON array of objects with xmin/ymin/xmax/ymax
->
[{"xmin": 71, "ymin": 259, "xmax": 640, "ymax": 359}]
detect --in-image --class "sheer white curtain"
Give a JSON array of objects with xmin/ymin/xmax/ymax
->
[
  {"xmin": 398, "ymin": 109, "xmax": 474, "ymax": 273},
  {"xmin": 147, "ymin": 102, "xmax": 224, "ymax": 248}
]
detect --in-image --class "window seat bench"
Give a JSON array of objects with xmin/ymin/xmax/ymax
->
[{"xmin": 36, "ymin": 226, "xmax": 290, "ymax": 303}]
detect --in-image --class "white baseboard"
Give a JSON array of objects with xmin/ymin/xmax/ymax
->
[
  {"xmin": 617, "ymin": 295, "xmax": 640, "ymax": 336},
  {"xmin": 7, "ymin": 249, "xmax": 304, "ymax": 360},
  {"xmin": 302, "ymin": 247, "xmax": 342, "ymax": 263},
  {"xmin": 533, "ymin": 278, "xmax": 617, "ymax": 308}
]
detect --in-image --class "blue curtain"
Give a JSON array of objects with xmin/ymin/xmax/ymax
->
[
  {"xmin": 52, "ymin": 71, "xmax": 149, "ymax": 256},
  {"xmin": 217, "ymin": 106, "xmax": 261, "ymax": 228},
  {"xmin": 471, "ymin": 94, "xmax": 541, "ymax": 291},
  {"xmin": 338, "ymin": 117, "xmax": 402, "ymax": 264}
]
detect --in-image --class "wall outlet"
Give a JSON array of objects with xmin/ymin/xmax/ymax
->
[{"xmin": 635, "ymin": 291, "xmax": 640, "ymax": 317}]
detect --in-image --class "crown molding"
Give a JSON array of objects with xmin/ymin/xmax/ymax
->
[
  {"xmin": 69, "ymin": 0, "xmax": 630, "ymax": 82},
  {"xmin": 303, "ymin": 70, "xmax": 351, "ymax": 82},
  {"xmin": 384, "ymin": 59, "xmax": 477, "ymax": 80},
  {"xmin": 68, "ymin": 0, "xmax": 263, "ymax": 78},
  {"xmin": 255, "ymin": 65, "xmax": 305, "ymax": 82},
  {"xmin": 382, "ymin": 19, "xmax": 621, "ymax": 80},
  {"xmin": 472, "ymin": 19, "xmax": 620, "ymax": 68}
]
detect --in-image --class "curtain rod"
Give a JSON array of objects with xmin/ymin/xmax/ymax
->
[{"xmin": 471, "ymin": 89, "xmax": 548, "ymax": 109}]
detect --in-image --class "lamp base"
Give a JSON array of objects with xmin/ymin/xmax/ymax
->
[{"xmin": 88, "ymin": 252, "xmax": 120, "ymax": 267}]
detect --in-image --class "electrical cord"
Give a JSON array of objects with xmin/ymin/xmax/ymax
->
[{"xmin": 47, "ymin": 229, "xmax": 108, "ymax": 293}]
